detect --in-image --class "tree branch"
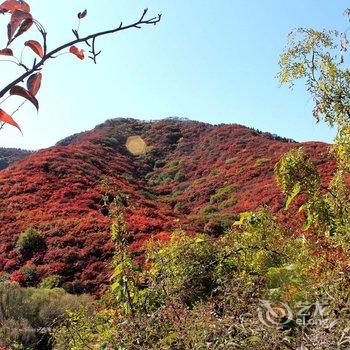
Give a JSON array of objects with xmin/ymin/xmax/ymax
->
[
  {"xmin": 88, "ymin": 37, "xmax": 101, "ymax": 64},
  {"xmin": 0, "ymin": 9, "xmax": 161, "ymax": 98}
]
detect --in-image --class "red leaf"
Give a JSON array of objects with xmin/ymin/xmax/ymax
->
[
  {"xmin": 69, "ymin": 45, "xmax": 85, "ymax": 60},
  {"xmin": 25, "ymin": 40, "xmax": 44, "ymax": 58},
  {"xmin": 0, "ymin": 48, "xmax": 13, "ymax": 55},
  {"xmin": 27, "ymin": 73, "xmax": 42, "ymax": 96},
  {"xmin": 0, "ymin": 108, "xmax": 21, "ymax": 133},
  {"xmin": 10, "ymin": 85, "xmax": 39, "ymax": 111},
  {"xmin": 12, "ymin": 16, "xmax": 32, "ymax": 40},
  {"xmin": 7, "ymin": 9, "xmax": 32, "ymax": 43},
  {"xmin": 78, "ymin": 9, "xmax": 87, "ymax": 19},
  {"xmin": 0, "ymin": 0, "xmax": 30, "ymax": 14}
]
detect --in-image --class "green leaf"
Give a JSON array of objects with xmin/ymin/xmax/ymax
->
[
  {"xmin": 248, "ymin": 335, "xmax": 261, "ymax": 344},
  {"xmin": 285, "ymin": 182, "xmax": 301, "ymax": 210},
  {"xmin": 284, "ymin": 263, "xmax": 296, "ymax": 271},
  {"xmin": 302, "ymin": 212, "xmax": 314, "ymax": 231},
  {"xmin": 233, "ymin": 211, "xmax": 253, "ymax": 226}
]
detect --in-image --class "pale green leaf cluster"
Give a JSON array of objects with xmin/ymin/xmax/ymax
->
[
  {"xmin": 276, "ymin": 24, "xmax": 350, "ymax": 243},
  {"xmin": 278, "ymin": 28, "xmax": 350, "ymax": 126}
]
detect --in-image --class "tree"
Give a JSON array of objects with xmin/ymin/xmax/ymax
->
[
  {"xmin": 271, "ymin": 12, "xmax": 350, "ymax": 348},
  {"xmin": 276, "ymin": 10, "xmax": 350, "ymax": 245},
  {"xmin": 0, "ymin": 0, "xmax": 161, "ymax": 133}
]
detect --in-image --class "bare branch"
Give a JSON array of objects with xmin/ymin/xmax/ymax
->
[
  {"xmin": 11, "ymin": 100, "xmax": 27, "ymax": 118},
  {"xmin": 0, "ymin": 59, "xmax": 28, "ymax": 71},
  {"xmin": 88, "ymin": 37, "xmax": 101, "ymax": 64}
]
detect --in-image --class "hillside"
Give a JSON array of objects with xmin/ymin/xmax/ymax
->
[
  {"xmin": 0, "ymin": 147, "xmax": 32, "ymax": 170},
  {"xmin": 0, "ymin": 118, "xmax": 335, "ymax": 293}
]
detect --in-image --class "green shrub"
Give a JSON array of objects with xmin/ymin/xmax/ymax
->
[
  {"xmin": 225, "ymin": 156, "xmax": 237, "ymax": 164},
  {"xmin": 149, "ymin": 167, "xmax": 178, "ymax": 185},
  {"xmin": 39, "ymin": 275, "xmax": 61, "ymax": 289},
  {"xmin": 218, "ymin": 195, "xmax": 238, "ymax": 208},
  {"xmin": 237, "ymin": 166, "xmax": 245, "ymax": 175},
  {"xmin": 171, "ymin": 189, "xmax": 183, "ymax": 196},
  {"xmin": 192, "ymin": 177, "xmax": 206, "ymax": 186},
  {"xmin": 0, "ymin": 282, "xmax": 93, "ymax": 349},
  {"xmin": 154, "ymin": 159, "xmax": 166, "ymax": 168},
  {"xmin": 22, "ymin": 265, "xmax": 39, "ymax": 285},
  {"xmin": 174, "ymin": 171, "xmax": 187, "ymax": 182},
  {"xmin": 209, "ymin": 168, "xmax": 220, "ymax": 177},
  {"xmin": 16, "ymin": 228, "xmax": 45, "ymax": 257},
  {"xmin": 0, "ymin": 273, "xmax": 9, "ymax": 282},
  {"xmin": 210, "ymin": 184, "xmax": 237, "ymax": 204},
  {"xmin": 201, "ymin": 205, "xmax": 219, "ymax": 215},
  {"xmin": 174, "ymin": 202, "xmax": 189, "ymax": 214},
  {"xmin": 254, "ymin": 157, "xmax": 270, "ymax": 167}
]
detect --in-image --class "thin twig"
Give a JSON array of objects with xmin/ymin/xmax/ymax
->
[
  {"xmin": 0, "ymin": 59, "xmax": 28, "ymax": 71},
  {"xmin": 88, "ymin": 37, "xmax": 101, "ymax": 64},
  {"xmin": 11, "ymin": 100, "xmax": 27, "ymax": 117}
]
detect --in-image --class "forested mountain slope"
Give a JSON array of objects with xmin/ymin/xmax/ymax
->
[
  {"xmin": 0, "ymin": 147, "xmax": 32, "ymax": 170},
  {"xmin": 0, "ymin": 118, "xmax": 335, "ymax": 293}
]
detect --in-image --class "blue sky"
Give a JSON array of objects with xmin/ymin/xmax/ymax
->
[{"xmin": 0, "ymin": 0, "xmax": 347, "ymax": 150}]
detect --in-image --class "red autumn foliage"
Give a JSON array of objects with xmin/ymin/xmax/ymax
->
[
  {"xmin": 78, "ymin": 9, "xmax": 87, "ymax": 20},
  {"xmin": 0, "ymin": 118, "xmax": 336, "ymax": 294},
  {"xmin": 0, "ymin": 109, "xmax": 22, "ymax": 132},
  {"xmin": 26, "ymin": 73, "xmax": 42, "ymax": 96},
  {"xmin": 69, "ymin": 45, "xmax": 85, "ymax": 60},
  {"xmin": 25, "ymin": 40, "xmax": 44, "ymax": 58},
  {"xmin": 10, "ymin": 269, "xmax": 24, "ymax": 284},
  {"xmin": 7, "ymin": 9, "xmax": 32, "ymax": 44},
  {"xmin": 0, "ymin": 0, "xmax": 30, "ymax": 14},
  {"xmin": 0, "ymin": 48, "xmax": 13, "ymax": 56},
  {"xmin": 10, "ymin": 85, "xmax": 38, "ymax": 110}
]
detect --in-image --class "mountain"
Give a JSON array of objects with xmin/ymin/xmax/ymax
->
[
  {"xmin": 0, "ymin": 147, "xmax": 32, "ymax": 170},
  {"xmin": 0, "ymin": 118, "xmax": 335, "ymax": 294}
]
